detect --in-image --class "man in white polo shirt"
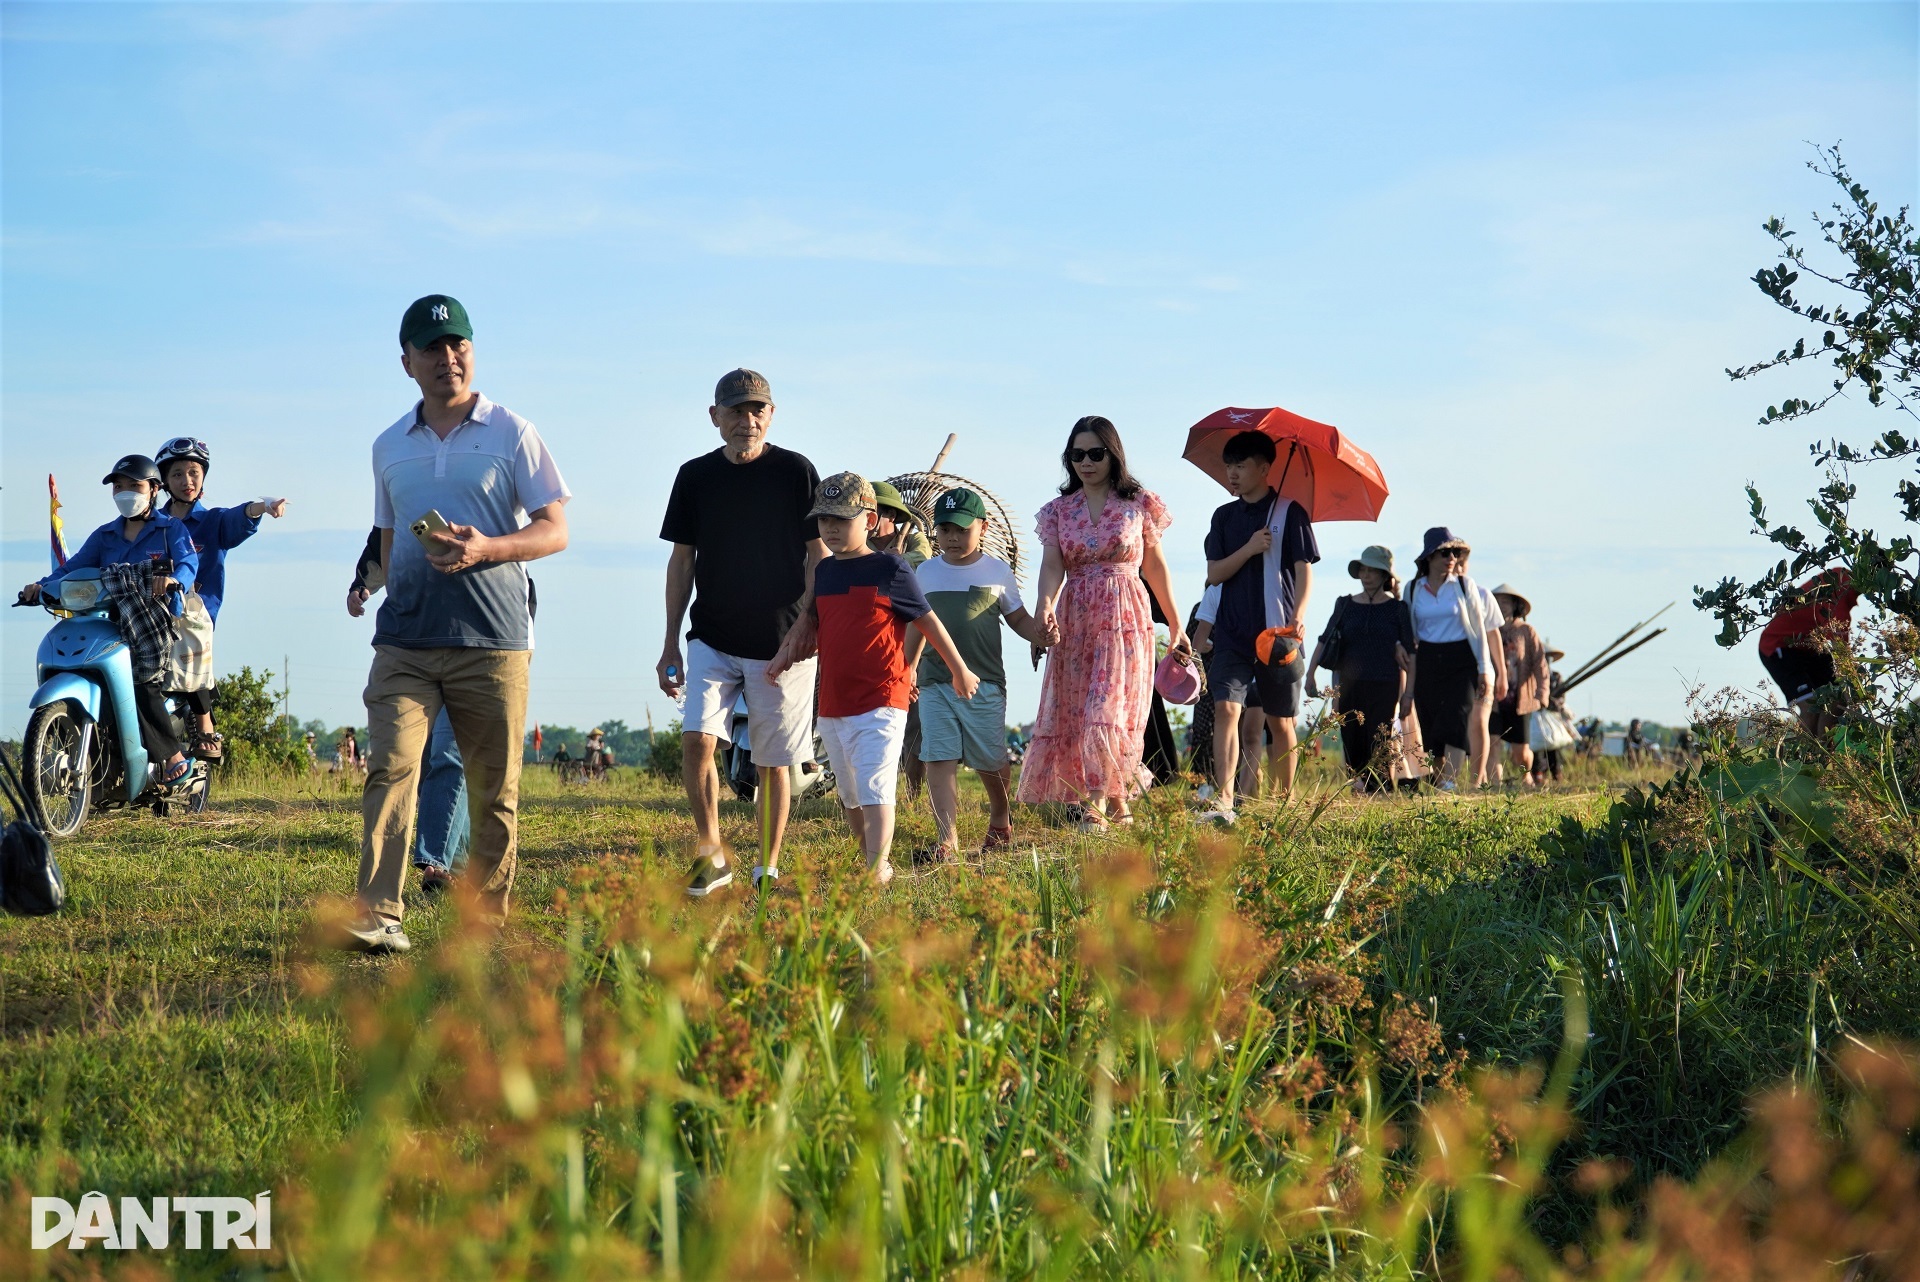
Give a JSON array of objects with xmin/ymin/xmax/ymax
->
[{"xmin": 335, "ymin": 294, "xmax": 571, "ymax": 952}]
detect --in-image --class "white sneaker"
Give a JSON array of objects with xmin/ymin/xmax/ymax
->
[
  {"xmin": 333, "ymin": 911, "xmax": 411, "ymax": 954},
  {"xmin": 1197, "ymin": 806, "xmax": 1237, "ymax": 826}
]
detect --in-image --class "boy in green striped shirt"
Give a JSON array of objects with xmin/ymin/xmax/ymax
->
[{"xmin": 902, "ymin": 488, "xmax": 1057, "ymax": 864}]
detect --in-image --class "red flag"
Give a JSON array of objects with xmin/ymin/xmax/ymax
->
[{"xmin": 533, "ymin": 723, "xmax": 543, "ymax": 757}]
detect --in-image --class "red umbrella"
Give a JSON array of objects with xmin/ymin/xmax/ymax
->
[{"xmin": 1182, "ymin": 405, "xmax": 1389, "ymax": 522}]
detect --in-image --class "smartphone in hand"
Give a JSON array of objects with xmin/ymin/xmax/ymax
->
[{"xmin": 410, "ymin": 509, "xmax": 453, "ymax": 552}]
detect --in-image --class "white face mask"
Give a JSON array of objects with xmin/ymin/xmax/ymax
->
[{"xmin": 113, "ymin": 488, "xmax": 150, "ymax": 519}]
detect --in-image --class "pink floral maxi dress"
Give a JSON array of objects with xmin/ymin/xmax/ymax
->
[{"xmin": 1017, "ymin": 489, "xmax": 1172, "ymax": 804}]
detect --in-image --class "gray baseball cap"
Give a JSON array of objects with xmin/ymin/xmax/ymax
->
[{"xmin": 714, "ymin": 368, "xmax": 773, "ymax": 408}]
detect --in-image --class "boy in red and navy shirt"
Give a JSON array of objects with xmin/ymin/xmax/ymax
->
[
  {"xmin": 1757, "ymin": 567, "xmax": 1859, "ymax": 735},
  {"xmin": 770, "ymin": 471, "xmax": 978, "ymax": 884}
]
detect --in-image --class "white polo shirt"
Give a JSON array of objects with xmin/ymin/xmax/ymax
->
[{"xmin": 371, "ymin": 393, "xmax": 570, "ymax": 651}]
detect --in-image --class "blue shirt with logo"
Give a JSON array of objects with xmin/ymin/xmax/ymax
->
[
  {"xmin": 370, "ymin": 395, "xmax": 570, "ymax": 650},
  {"xmin": 41, "ymin": 512, "xmax": 200, "ymax": 594},
  {"xmin": 171, "ymin": 501, "xmax": 261, "ymax": 623}
]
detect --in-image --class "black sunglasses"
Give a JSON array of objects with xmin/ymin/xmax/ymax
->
[
  {"xmin": 1068, "ymin": 446, "xmax": 1110, "ymax": 464},
  {"xmin": 1436, "ymin": 547, "xmax": 1467, "ymax": 559}
]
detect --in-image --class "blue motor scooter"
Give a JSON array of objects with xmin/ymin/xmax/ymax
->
[{"xmin": 15, "ymin": 567, "xmax": 210, "ymax": 837}]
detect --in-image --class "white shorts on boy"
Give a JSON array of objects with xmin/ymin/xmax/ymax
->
[
  {"xmin": 683, "ymin": 638, "xmax": 817, "ymax": 767},
  {"xmin": 918, "ymin": 682, "xmax": 1009, "ymax": 773},
  {"xmin": 818, "ymin": 705, "xmax": 909, "ymax": 808}
]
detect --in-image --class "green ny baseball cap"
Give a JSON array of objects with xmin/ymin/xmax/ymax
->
[
  {"xmin": 933, "ymin": 487, "xmax": 987, "ymax": 528},
  {"xmin": 400, "ymin": 295, "xmax": 472, "ymax": 349}
]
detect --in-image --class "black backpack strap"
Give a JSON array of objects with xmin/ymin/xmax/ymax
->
[{"xmin": 0, "ymin": 743, "xmax": 44, "ymax": 832}]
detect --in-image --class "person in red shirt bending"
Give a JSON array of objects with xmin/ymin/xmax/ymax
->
[
  {"xmin": 1757, "ymin": 568, "xmax": 1860, "ymax": 735},
  {"xmin": 769, "ymin": 472, "xmax": 978, "ymax": 887}
]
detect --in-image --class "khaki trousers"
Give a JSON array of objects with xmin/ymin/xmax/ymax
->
[{"xmin": 359, "ymin": 645, "xmax": 530, "ymax": 923}]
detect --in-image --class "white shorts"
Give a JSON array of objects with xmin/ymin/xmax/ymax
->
[
  {"xmin": 683, "ymin": 638, "xmax": 817, "ymax": 768},
  {"xmin": 818, "ymin": 706, "xmax": 908, "ymax": 808}
]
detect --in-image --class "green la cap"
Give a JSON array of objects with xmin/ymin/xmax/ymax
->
[
  {"xmin": 714, "ymin": 368, "xmax": 773, "ymax": 408},
  {"xmin": 400, "ymin": 295, "xmax": 472, "ymax": 349},
  {"xmin": 933, "ymin": 487, "xmax": 987, "ymax": 528},
  {"xmin": 808, "ymin": 471, "xmax": 876, "ymax": 521},
  {"xmin": 869, "ymin": 480, "xmax": 915, "ymax": 523}
]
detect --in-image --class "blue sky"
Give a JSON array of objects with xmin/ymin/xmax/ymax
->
[{"xmin": 3, "ymin": 1, "xmax": 1915, "ymax": 738}]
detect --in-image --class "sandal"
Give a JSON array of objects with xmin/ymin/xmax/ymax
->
[
  {"xmin": 160, "ymin": 755, "xmax": 193, "ymax": 785},
  {"xmin": 980, "ymin": 825, "xmax": 1013, "ymax": 853},
  {"xmin": 189, "ymin": 730, "xmax": 224, "ymax": 762},
  {"xmin": 909, "ymin": 844, "xmax": 956, "ymax": 869}
]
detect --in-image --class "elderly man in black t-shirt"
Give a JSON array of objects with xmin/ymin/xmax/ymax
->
[{"xmin": 658, "ymin": 369, "xmax": 827, "ymax": 897}]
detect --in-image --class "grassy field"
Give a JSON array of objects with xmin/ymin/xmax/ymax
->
[{"xmin": 2, "ymin": 747, "xmax": 1916, "ymax": 1278}]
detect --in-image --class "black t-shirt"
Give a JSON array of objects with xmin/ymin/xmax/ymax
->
[
  {"xmin": 660, "ymin": 443, "xmax": 821, "ymax": 660},
  {"xmin": 1203, "ymin": 491, "xmax": 1320, "ymax": 657}
]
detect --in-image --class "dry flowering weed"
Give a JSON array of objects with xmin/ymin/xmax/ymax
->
[{"xmin": 14, "ymin": 814, "xmax": 1918, "ymax": 1280}]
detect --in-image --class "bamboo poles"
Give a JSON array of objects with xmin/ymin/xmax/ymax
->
[{"xmin": 1558, "ymin": 603, "xmax": 1671, "ymax": 696}]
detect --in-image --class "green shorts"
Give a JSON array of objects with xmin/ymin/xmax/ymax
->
[{"xmin": 918, "ymin": 682, "xmax": 1009, "ymax": 772}]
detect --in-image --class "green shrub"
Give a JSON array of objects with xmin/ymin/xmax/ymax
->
[
  {"xmin": 649, "ymin": 719, "xmax": 684, "ymax": 777},
  {"xmin": 210, "ymin": 665, "xmax": 306, "ymax": 774}
]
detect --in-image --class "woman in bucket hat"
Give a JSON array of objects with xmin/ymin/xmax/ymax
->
[
  {"xmin": 1305, "ymin": 545, "xmax": 1415, "ymax": 794},
  {"xmin": 1403, "ymin": 527, "xmax": 1506, "ymax": 790},
  {"xmin": 1488, "ymin": 583, "xmax": 1551, "ymax": 786}
]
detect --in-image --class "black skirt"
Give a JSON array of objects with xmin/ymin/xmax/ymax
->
[
  {"xmin": 1335, "ymin": 678, "xmax": 1399, "ymax": 788},
  {"xmin": 1414, "ymin": 639, "xmax": 1477, "ymax": 754}
]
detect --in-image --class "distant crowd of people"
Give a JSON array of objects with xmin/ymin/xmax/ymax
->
[{"xmin": 26, "ymin": 291, "xmax": 1857, "ymax": 951}]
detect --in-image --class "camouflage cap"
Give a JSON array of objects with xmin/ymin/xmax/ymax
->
[
  {"xmin": 869, "ymin": 480, "xmax": 915, "ymax": 523},
  {"xmin": 714, "ymin": 368, "xmax": 773, "ymax": 408},
  {"xmin": 808, "ymin": 471, "xmax": 876, "ymax": 520}
]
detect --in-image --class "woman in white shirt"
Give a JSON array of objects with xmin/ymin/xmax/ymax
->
[{"xmin": 1405, "ymin": 528, "xmax": 1507, "ymax": 789}]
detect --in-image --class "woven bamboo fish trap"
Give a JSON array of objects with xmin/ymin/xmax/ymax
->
[{"xmin": 885, "ymin": 471, "xmax": 1027, "ymax": 583}]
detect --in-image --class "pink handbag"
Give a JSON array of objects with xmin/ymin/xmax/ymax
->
[{"xmin": 1154, "ymin": 651, "xmax": 1204, "ymax": 705}]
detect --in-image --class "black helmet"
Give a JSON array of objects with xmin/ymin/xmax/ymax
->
[
  {"xmin": 155, "ymin": 436, "xmax": 211, "ymax": 475},
  {"xmin": 102, "ymin": 454, "xmax": 162, "ymax": 486}
]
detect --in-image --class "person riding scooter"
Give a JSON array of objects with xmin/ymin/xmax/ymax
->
[
  {"xmin": 154, "ymin": 436, "xmax": 289, "ymax": 760},
  {"xmin": 19, "ymin": 454, "xmax": 199, "ymax": 784}
]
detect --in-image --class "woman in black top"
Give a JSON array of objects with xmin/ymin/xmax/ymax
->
[{"xmin": 1306, "ymin": 546, "xmax": 1416, "ymax": 793}]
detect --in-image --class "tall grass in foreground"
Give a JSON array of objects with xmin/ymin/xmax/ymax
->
[
  {"xmin": 257, "ymin": 855, "xmax": 1920, "ymax": 1278},
  {"xmin": 17, "ymin": 833, "xmax": 1914, "ymax": 1279},
  {"xmin": 2, "ymin": 725, "xmax": 1915, "ymax": 1279}
]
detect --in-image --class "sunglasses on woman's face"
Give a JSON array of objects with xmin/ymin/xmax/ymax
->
[
  {"xmin": 1437, "ymin": 548, "xmax": 1466, "ymax": 560},
  {"xmin": 1068, "ymin": 446, "xmax": 1110, "ymax": 464}
]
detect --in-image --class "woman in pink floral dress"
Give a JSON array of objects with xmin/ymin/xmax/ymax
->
[{"xmin": 1019, "ymin": 416, "xmax": 1190, "ymax": 829}]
